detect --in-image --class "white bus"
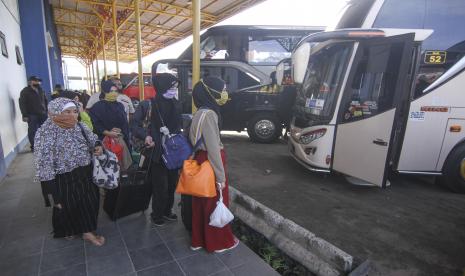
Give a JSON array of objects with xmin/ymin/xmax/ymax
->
[{"xmin": 284, "ymin": 0, "xmax": 465, "ymax": 192}]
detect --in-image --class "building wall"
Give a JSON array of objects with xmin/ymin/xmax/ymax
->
[
  {"xmin": 43, "ymin": 0, "xmax": 64, "ymax": 88},
  {"xmin": 0, "ymin": 0, "xmax": 28, "ymax": 179},
  {"xmin": 18, "ymin": 0, "xmax": 53, "ymax": 96}
]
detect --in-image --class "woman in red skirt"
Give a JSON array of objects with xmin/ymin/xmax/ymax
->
[{"xmin": 189, "ymin": 77, "xmax": 239, "ymax": 253}]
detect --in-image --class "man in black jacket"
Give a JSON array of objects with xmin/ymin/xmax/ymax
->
[{"xmin": 19, "ymin": 76, "xmax": 48, "ymax": 151}]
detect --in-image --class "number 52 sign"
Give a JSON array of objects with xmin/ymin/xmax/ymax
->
[{"xmin": 424, "ymin": 51, "xmax": 447, "ymax": 64}]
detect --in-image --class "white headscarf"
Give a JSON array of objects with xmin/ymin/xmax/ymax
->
[{"xmin": 34, "ymin": 97, "xmax": 98, "ymax": 182}]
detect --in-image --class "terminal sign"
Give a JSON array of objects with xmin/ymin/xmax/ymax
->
[{"xmin": 424, "ymin": 51, "xmax": 446, "ymax": 64}]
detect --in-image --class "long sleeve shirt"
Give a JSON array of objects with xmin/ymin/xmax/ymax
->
[{"xmin": 189, "ymin": 109, "xmax": 225, "ymax": 183}]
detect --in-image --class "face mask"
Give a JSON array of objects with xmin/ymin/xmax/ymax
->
[
  {"xmin": 201, "ymin": 80, "xmax": 229, "ymax": 106},
  {"xmin": 163, "ymin": 88, "xmax": 178, "ymax": 99},
  {"xmin": 32, "ymin": 83, "xmax": 40, "ymax": 88},
  {"xmin": 104, "ymin": 91, "xmax": 119, "ymax": 102}
]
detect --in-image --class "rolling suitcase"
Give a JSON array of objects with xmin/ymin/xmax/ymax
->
[{"xmin": 103, "ymin": 149, "xmax": 153, "ymax": 221}]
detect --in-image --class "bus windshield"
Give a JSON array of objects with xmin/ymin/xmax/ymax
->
[{"xmin": 294, "ymin": 42, "xmax": 353, "ymax": 124}]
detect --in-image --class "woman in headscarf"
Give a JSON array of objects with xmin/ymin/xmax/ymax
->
[
  {"xmin": 60, "ymin": 90, "xmax": 93, "ymax": 130},
  {"xmin": 89, "ymin": 80, "xmax": 132, "ymax": 170},
  {"xmin": 34, "ymin": 97, "xmax": 105, "ymax": 246},
  {"xmin": 189, "ymin": 76, "xmax": 239, "ymax": 253},
  {"xmin": 144, "ymin": 73, "xmax": 181, "ymax": 226}
]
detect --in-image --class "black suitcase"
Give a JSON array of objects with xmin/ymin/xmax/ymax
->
[
  {"xmin": 103, "ymin": 168, "xmax": 152, "ymax": 221},
  {"xmin": 180, "ymin": 194, "xmax": 192, "ymax": 231}
]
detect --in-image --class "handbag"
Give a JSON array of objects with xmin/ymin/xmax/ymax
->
[
  {"xmin": 155, "ymin": 102, "xmax": 193, "ymax": 170},
  {"xmin": 77, "ymin": 123, "xmax": 120, "ymax": 189},
  {"xmin": 93, "ymin": 150, "xmax": 120, "ymax": 189},
  {"xmin": 209, "ymin": 189, "xmax": 234, "ymax": 228},
  {"xmin": 176, "ymin": 110, "xmax": 216, "ymax": 198}
]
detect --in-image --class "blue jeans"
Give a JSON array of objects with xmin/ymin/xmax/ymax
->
[{"xmin": 28, "ymin": 114, "xmax": 47, "ymax": 150}]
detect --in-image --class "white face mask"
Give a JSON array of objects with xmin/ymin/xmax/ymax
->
[{"xmin": 163, "ymin": 88, "xmax": 178, "ymax": 99}]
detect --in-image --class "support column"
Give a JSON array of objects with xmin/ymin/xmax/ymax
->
[
  {"xmin": 101, "ymin": 24, "xmax": 108, "ymax": 80},
  {"xmin": 192, "ymin": 0, "xmax": 201, "ymax": 113},
  {"xmin": 91, "ymin": 61, "xmax": 97, "ymax": 94},
  {"xmin": 95, "ymin": 55, "xmax": 100, "ymax": 91},
  {"xmin": 135, "ymin": 0, "xmax": 144, "ymax": 101},
  {"xmin": 86, "ymin": 65, "xmax": 91, "ymax": 93},
  {"xmin": 112, "ymin": 0, "xmax": 120, "ymax": 79}
]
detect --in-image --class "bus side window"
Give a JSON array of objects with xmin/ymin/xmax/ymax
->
[{"xmin": 343, "ymin": 43, "xmax": 402, "ymax": 122}]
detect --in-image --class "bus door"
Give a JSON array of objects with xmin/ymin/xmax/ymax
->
[{"xmin": 332, "ymin": 33, "xmax": 415, "ymax": 187}]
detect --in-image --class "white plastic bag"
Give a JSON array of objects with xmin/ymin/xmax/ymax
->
[{"xmin": 209, "ymin": 189, "xmax": 234, "ymax": 228}]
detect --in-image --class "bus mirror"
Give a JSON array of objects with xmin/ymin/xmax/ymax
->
[
  {"xmin": 276, "ymin": 58, "xmax": 292, "ymax": 86},
  {"xmin": 292, "ymin": 43, "xmax": 311, "ymax": 84}
]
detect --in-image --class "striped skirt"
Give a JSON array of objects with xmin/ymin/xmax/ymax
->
[{"xmin": 52, "ymin": 165, "xmax": 100, "ymax": 238}]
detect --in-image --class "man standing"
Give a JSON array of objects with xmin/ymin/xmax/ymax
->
[{"xmin": 19, "ymin": 76, "xmax": 48, "ymax": 151}]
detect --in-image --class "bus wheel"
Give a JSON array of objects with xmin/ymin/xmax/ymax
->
[
  {"xmin": 247, "ymin": 113, "xmax": 281, "ymax": 143},
  {"xmin": 440, "ymin": 143, "xmax": 465, "ymax": 193}
]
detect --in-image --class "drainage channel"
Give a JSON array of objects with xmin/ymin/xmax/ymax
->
[{"xmin": 229, "ymin": 187, "xmax": 354, "ymax": 276}]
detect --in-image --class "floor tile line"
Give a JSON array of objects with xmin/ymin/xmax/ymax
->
[
  {"xmin": 37, "ymin": 236, "xmax": 46, "ymax": 276},
  {"xmin": 134, "ymin": 259, "xmax": 177, "ymax": 273},
  {"xmin": 213, "ymin": 251, "xmax": 235, "ymax": 275},
  {"xmin": 158, "ymin": 223, "xmax": 187, "ymax": 276},
  {"xmin": 116, "ymin": 220, "xmax": 137, "ymax": 274},
  {"xmin": 84, "ymin": 234, "xmax": 89, "ymax": 276}
]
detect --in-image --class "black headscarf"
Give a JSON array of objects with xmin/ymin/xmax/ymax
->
[
  {"xmin": 153, "ymin": 73, "xmax": 179, "ymax": 97},
  {"xmin": 192, "ymin": 76, "xmax": 225, "ymax": 128},
  {"xmin": 101, "ymin": 79, "xmax": 114, "ymax": 94}
]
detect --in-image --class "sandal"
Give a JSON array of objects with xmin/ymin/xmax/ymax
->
[
  {"xmin": 83, "ymin": 233, "xmax": 105, "ymax": 246},
  {"xmin": 64, "ymin": 236, "xmax": 76, "ymax": 241}
]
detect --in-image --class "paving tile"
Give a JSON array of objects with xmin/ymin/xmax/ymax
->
[
  {"xmin": 137, "ymin": 261, "xmax": 185, "ymax": 276},
  {"xmin": 87, "ymin": 250, "xmax": 134, "ymax": 276},
  {"xmin": 95, "ymin": 221, "xmax": 120, "ymax": 238},
  {"xmin": 85, "ymin": 234, "xmax": 126, "ymax": 259},
  {"xmin": 118, "ymin": 214, "xmax": 153, "ymax": 235},
  {"xmin": 215, "ymin": 242, "xmax": 259, "ymax": 269},
  {"xmin": 128, "ymin": 243, "xmax": 173, "ymax": 271},
  {"xmin": 0, "ymin": 253, "xmax": 41, "ymax": 276},
  {"xmin": 0, "ymin": 235, "xmax": 43, "ymax": 260},
  {"xmin": 156, "ymin": 221, "xmax": 190, "ymax": 242},
  {"xmin": 43, "ymin": 235, "xmax": 84, "ymax": 253},
  {"xmin": 40, "ymin": 263, "xmax": 86, "ymax": 276},
  {"xmin": 230, "ymin": 258, "xmax": 279, "ymax": 276},
  {"xmin": 122, "ymin": 228, "xmax": 163, "ymax": 251},
  {"xmin": 40, "ymin": 244, "xmax": 85, "ymax": 274},
  {"xmin": 210, "ymin": 269, "xmax": 234, "ymax": 276},
  {"xmin": 165, "ymin": 236, "xmax": 199, "ymax": 259},
  {"xmin": 178, "ymin": 251, "xmax": 226, "ymax": 276}
]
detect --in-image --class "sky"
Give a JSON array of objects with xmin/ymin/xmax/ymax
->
[{"xmin": 64, "ymin": 0, "xmax": 347, "ymax": 89}]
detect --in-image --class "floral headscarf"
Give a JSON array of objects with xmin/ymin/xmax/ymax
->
[{"xmin": 34, "ymin": 98, "xmax": 98, "ymax": 182}]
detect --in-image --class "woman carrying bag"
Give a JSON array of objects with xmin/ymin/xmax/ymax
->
[
  {"xmin": 189, "ymin": 77, "xmax": 239, "ymax": 253},
  {"xmin": 34, "ymin": 98, "xmax": 105, "ymax": 246},
  {"xmin": 144, "ymin": 73, "xmax": 181, "ymax": 226}
]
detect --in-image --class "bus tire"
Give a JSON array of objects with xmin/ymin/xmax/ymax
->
[
  {"xmin": 439, "ymin": 143, "xmax": 465, "ymax": 194},
  {"xmin": 247, "ymin": 113, "xmax": 281, "ymax": 143}
]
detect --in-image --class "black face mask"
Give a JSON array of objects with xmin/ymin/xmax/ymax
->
[{"xmin": 32, "ymin": 83, "xmax": 40, "ymax": 88}]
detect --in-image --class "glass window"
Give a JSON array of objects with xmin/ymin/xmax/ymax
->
[
  {"xmin": 294, "ymin": 43, "xmax": 352, "ymax": 121},
  {"xmin": 373, "ymin": 0, "xmax": 426, "ymax": 29},
  {"xmin": 200, "ymin": 35, "xmax": 229, "ymax": 60},
  {"xmin": 15, "ymin": 45, "xmax": 23, "ymax": 65},
  {"xmin": 187, "ymin": 67, "xmax": 260, "ymax": 92},
  {"xmin": 342, "ymin": 42, "xmax": 404, "ymax": 122},
  {"xmin": 1, "ymin": 31, "xmax": 8, "ymax": 58},
  {"xmin": 247, "ymin": 35, "xmax": 302, "ymax": 66}
]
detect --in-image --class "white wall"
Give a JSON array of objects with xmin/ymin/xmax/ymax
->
[{"xmin": 0, "ymin": 0, "xmax": 28, "ymax": 159}]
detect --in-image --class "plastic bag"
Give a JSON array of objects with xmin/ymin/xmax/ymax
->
[
  {"xmin": 209, "ymin": 189, "xmax": 234, "ymax": 228},
  {"xmin": 93, "ymin": 149, "xmax": 120, "ymax": 189}
]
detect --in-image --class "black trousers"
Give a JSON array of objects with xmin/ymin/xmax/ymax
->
[
  {"xmin": 150, "ymin": 162, "xmax": 179, "ymax": 219},
  {"xmin": 28, "ymin": 114, "xmax": 47, "ymax": 150}
]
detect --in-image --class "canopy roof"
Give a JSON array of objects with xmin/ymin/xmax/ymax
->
[{"xmin": 51, "ymin": 0, "xmax": 266, "ymax": 63}]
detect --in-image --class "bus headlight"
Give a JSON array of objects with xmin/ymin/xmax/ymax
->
[{"xmin": 299, "ymin": 128, "xmax": 327, "ymax": 144}]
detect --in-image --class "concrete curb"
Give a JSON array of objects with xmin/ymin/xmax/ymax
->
[{"xmin": 229, "ymin": 187, "xmax": 353, "ymax": 276}]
